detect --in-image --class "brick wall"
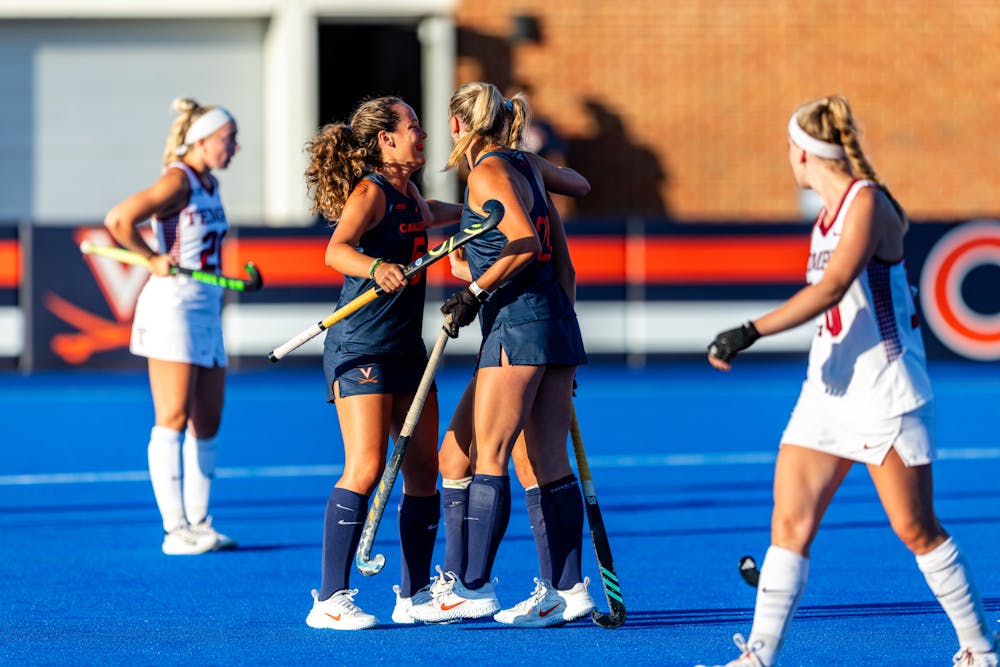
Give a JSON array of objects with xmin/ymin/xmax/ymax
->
[{"xmin": 453, "ymin": 1, "xmax": 1000, "ymax": 222}]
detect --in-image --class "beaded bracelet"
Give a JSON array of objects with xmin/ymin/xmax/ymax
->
[{"xmin": 368, "ymin": 258, "xmax": 384, "ymax": 279}]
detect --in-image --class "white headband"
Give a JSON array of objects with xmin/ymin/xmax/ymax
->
[
  {"xmin": 787, "ymin": 114, "xmax": 846, "ymax": 160},
  {"xmin": 177, "ymin": 107, "xmax": 234, "ymax": 154}
]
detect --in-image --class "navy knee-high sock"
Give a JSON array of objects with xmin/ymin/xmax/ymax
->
[
  {"xmin": 398, "ymin": 492, "xmax": 440, "ymax": 597},
  {"xmin": 464, "ymin": 474, "xmax": 511, "ymax": 589},
  {"xmin": 525, "ymin": 486, "xmax": 553, "ymax": 582},
  {"xmin": 441, "ymin": 485, "xmax": 469, "ymax": 577},
  {"xmin": 540, "ymin": 474, "xmax": 584, "ymax": 590},
  {"xmin": 318, "ymin": 487, "xmax": 366, "ymax": 600}
]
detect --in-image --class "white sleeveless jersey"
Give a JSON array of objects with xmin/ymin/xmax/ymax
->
[
  {"xmin": 802, "ymin": 179, "xmax": 933, "ymax": 418},
  {"xmin": 130, "ymin": 162, "xmax": 228, "ymax": 366},
  {"xmin": 154, "ymin": 162, "xmax": 228, "ymax": 274}
]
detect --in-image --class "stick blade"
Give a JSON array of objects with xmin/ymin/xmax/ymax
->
[
  {"xmin": 739, "ymin": 555, "xmax": 760, "ymax": 588},
  {"xmin": 355, "ymin": 552, "xmax": 385, "ymax": 576},
  {"xmin": 592, "ymin": 605, "xmax": 626, "ymax": 629},
  {"xmin": 481, "ymin": 198, "xmax": 505, "ymax": 227},
  {"xmin": 243, "ymin": 261, "xmax": 263, "ymax": 291}
]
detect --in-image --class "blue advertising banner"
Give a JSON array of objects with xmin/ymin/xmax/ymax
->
[{"xmin": 12, "ymin": 219, "xmax": 1000, "ymax": 370}]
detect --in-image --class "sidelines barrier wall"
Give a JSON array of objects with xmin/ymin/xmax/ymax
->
[{"xmin": 3, "ymin": 219, "xmax": 998, "ymax": 371}]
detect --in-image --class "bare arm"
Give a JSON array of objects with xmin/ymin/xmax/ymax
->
[
  {"xmin": 448, "ymin": 247, "xmax": 473, "ymax": 282},
  {"xmin": 547, "ymin": 198, "xmax": 576, "ymax": 304},
  {"xmin": 103, "ymin": 167, "xmax": 189, "ymax": 276},
  {"xmin": 324, "ymin": 180, "xmax": 407, "ymax": 294},
  {"xmin": 754, "ymin": 189, "xmax": 881, "ymax": 336},
  {"xmin": 424, "ymin": 199, "xmax": 464, "ymax": 227},
  {"xmin": 708, "ymin": 188, "xmax": 888, "ymax": 371},
  {"xmin": 464, "ymin": 158, "xmax": 540, "ymax": 292},
  {"xmin": 526, "ymin": 152, "xmax": 590, "ymax": 198},
  {"xmin": 408, "ymin": 181, "xmax": 463, "ymax": 228}
]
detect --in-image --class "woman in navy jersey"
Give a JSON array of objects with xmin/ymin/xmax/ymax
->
[
  {"xmin": 407, "ymin": 82, "xmax": 594, "ymax": 627},
  {"xmin": 700, "ymin": 95, "xmax": 997, "ymax": 667},
  {"xmin": 302, "ymin": 96, "xmax": 462, "ymax": 630},
  {"xmin": 104, "ymin": 97, "xmax": 239, "ymax": 556}
]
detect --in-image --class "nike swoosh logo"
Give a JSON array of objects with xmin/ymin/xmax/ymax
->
[
  {"xmin": 427, "ymin": 523, "xmax": 439, "ymax": 530},
  {"xmin": 439, "ymin": 601, "xmax": 466, "ymax": 611},
  {"xmin": 538, "ymin": 604, "xmax": 563, "ymax": 617},
  {"xmin": 335, "ymin": 504, "xmax": 356, "ymax": 511},
  {"xmin": 324, "ymin": 612, "xmax": 341, "ymax": 621},
  {"xmin": 464, "ymin": 517, "xmax": 479, "ymax": 521},
  {"xmin": 338, "ymin": 520, "xmax": 362, "ymax": 525}
]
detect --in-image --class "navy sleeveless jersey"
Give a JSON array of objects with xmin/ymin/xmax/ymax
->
[
  {"xmin": 325, "ymin": 173, "xmax": 428, "ymax": 357},
  {"xmin": 462, "ymin": 150, "xmax": 576, "ymax": 335}
]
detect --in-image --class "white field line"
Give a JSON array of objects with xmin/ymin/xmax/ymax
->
[{"xmin": 2, "ymin": 448, "xmax": 998, "ymax": 487}]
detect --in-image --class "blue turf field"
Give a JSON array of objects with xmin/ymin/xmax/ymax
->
[{"xmin": 1, "ymin": 359, "xmax": 998, "ymax": 666}]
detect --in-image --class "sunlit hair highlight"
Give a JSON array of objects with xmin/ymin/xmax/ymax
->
[
  {"xmin": 793, "ymin": 95, "xmax": 909, "ymax": 231},
  {"xmin": 163, "ymin": 97, "xmax": 217, "ymax": 166},
  {"xmin": 447, "ymin": 82, "xmax": 529, "ymax": 169}
]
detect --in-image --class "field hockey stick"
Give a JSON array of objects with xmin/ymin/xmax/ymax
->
[
  {"xmin": 739, "ymin": 555, "xmax": 760, "ymax": 588},
  {"xmin": 570, "ymin": 405, "xmax": 626, "ymax": 628},
  {"xmin": 268, "ymin": 198, "xmax": 504, "ymax": 362},
  {"xmin": 79, "ymin": 240, "xmax": 263, "ymax": 292},
  {"xmin": 355, "ymin": 318, "xmax": 453, "ymax": 576}
]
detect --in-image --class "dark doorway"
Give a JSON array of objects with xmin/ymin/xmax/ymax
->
[
  {"xmin": 317, "ymin": 22, "xmax": 423, "ymax": 191},
  {"xmin": 317, "ymin": 22, "xmax": 423, "ymax": 128}
]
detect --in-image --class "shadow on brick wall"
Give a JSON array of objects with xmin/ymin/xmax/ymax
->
[
  {"xmin": 568, "ymin": 99, "xmax": 670, "ymax": 219},
  {"xmin": 457, "ymin": 28, "xmax": 670, "ymax": 220}
]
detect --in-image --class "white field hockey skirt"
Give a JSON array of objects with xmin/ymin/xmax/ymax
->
[
  {"xmin": 780, "ymin": 384, "xmax": 935, "ymax": 466},
  {"xmin": 130, "ymin": 275, "xmax": 226, "ymax": 368}
]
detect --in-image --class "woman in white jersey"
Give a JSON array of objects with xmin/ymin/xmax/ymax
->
[
  {"xmin": 104, "ymin": 97, "xmax": 239, "ymax": 556},
  {"xmin": 700, "ymin": 95, "xmax": 997, "ymax": 667}
]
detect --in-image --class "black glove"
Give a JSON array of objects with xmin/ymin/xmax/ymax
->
[
  {"xmin": 708, "ymin": 321, "xmax": 760, "ymax": 363},
  {"xmin": 440, "ymin": 288, "xmax": 483, "ymax": 338}
]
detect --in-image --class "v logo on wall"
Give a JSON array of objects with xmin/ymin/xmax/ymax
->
[{"xmin": 33, "ymin": 227, "xmax": 151, "ymax": 367}]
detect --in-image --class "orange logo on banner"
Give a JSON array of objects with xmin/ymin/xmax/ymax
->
[
  {"xmin": 43, "ymin": 228, "xmax": 152, "ymax": 364},
  {"xmin": 919, "ymin": 220, "xmax": 1000, "ymax": 361}
]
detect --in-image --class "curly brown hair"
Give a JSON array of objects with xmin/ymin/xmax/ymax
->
[{"xmin": 304, "ymin": 96, "xmax": 405, "ymax": 222}]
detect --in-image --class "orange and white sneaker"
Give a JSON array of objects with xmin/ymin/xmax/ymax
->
[
  {"xmin": 407, "ymin": 566, "xmax": 500, "ymax": 623},
  {"xmin": 305, "ymin": 589, "xmax": 379, "ymax": 630},
  {"xmin": 494, "ymin": 578, "xmax": 567, "ymax": 627},
  {"xmin": 494, "ymin": 577, "xmax": 597, "ymax": 627}
]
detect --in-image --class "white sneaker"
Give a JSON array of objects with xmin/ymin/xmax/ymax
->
[
  {"xmin": 407, "ymin": 566, "xmax": 501, "ymax": 623},
  {"xmin": 161, "ymin": 524, "xmax": 218, "ymax": 555},
  {"xmin": 391, "ymin": 583, "xmax": 433, "ymax": 624},
  {"xmin": 953, "ymin": 632, "xmax": 1000, "ymax": 667},
  {"xmin": 558, "ymin": 576, "xmax": 597, "ymax": 622},
  {"xmin": 190, "ymin": 516, "xmax": 236, "ymax": 551},
  {"xmin": 694, "ymin": 634, "xmax": 767, "ymax": 667},
  {"xmin": 494, "ymin": 578, "xmax": 568, "ymax": 627},
  {"xmin": 305, "ymin": 589, "xmax": 379, "ymax": 630}
]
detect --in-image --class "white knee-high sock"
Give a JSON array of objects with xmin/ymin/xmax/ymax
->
[
  {"xmin": 747, "ymin": 545, "xmax": 809, "ymax": 667},
  {"xmin": 148, "ymin": 426, "xmax": 184, "ymax": 532},
  {"xmin": 182, "ymin": 431, "xmax": 217, "ymax": 526},
  {"xmin": 916, "ymin": 537, "xmax": 993, "ymax": 653}
]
